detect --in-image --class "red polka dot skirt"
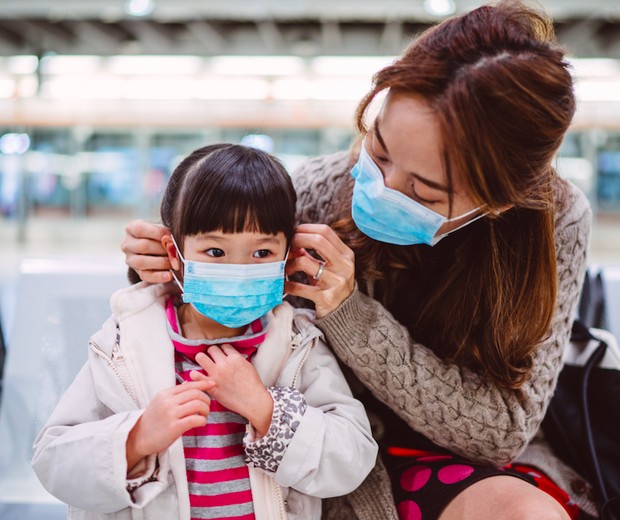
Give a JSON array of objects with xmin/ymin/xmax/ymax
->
[{"xmin": 386, "ymin": 447, "xmax": 582, "ymax": 520}]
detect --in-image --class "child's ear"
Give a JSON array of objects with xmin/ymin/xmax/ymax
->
[{"xmin": 161, "ymin": 235, "xmax": 182, "ymax": 271}]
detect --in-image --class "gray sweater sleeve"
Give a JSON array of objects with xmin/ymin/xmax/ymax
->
[{"xmin": 294, "ymin": 153, "xmax": 592, "ymax": 466}]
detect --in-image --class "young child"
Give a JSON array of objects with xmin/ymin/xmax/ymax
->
[{"xmin": 32, "ymin": 143, "xmax": 378, "ymax": 520}]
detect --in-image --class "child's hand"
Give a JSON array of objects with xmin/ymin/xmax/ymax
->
[
  {"xmin": 126, "ymin": 380, "xmax": 213, "ymax": 470},
  {"xmin": 191, "ymin": 346, "xmax": 274, "ymax": 437}
]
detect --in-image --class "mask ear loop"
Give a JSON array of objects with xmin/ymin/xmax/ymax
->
[
  {"xmin": 169, "ymin": 234, "xmax": 186, "ymax": 292},
  {"xmin": 282, "ymin": 248, "xmax": 290, "ymax": 297},
  {"xmin": 431, "ymin": 209, "xmax": 489, "ymax": 245}
]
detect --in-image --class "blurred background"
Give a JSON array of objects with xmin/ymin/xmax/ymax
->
[
  {"xmin": 0, "ymin": 0, "xmax": 619, "ymax": 517},
  {"xmin": 1, "ymin": 0, "xmax": 620, "ymax": 267}
]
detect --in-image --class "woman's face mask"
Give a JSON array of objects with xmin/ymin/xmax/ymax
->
[
  {"xmin": 170, "ymin": 234, "xmax": 287, "ymax": 329},
  {"xmin": 350, "ymin": 143, "xmax": 487, "ymax": 246}
]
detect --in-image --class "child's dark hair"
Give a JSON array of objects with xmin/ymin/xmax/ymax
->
[{"xmin": 161, "ymin": 143, "xmax": 296, "ymax": 249}]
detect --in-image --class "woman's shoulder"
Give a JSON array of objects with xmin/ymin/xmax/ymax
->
[
  {"xmin": 109, "ymin": 282, "xmax": 173, "ymax": 320},
  {"xmin": 552, "ymin": 178, "xmax": 592, "ymax": 283},
  {"xmin": 291, "ymin": 150, "xmax": 353, "ymax": 184},
  {"xmin": 553, "ymin": 177, "xmax": 592, "ymax": 238},
  {"xmin": 291, "ymin": 150, "xmax": 354, "ymax": 225}
]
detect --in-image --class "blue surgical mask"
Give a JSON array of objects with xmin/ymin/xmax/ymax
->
[
  {"xmin": 350, "ymin": 143, "xmax": 487, "ymax": 246},
  {"xmin": 170, "ymin": 238, "xmax": 286, "ymax": 329}
]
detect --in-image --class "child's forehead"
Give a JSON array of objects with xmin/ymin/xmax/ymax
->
[{"xmin": 187, "ymin": 230, "xmax": 284, "ymax": 244}]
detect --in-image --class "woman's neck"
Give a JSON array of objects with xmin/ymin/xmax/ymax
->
[{"xmin": 177, "ymin": 303, "xmax": 246, "ymax": 340}]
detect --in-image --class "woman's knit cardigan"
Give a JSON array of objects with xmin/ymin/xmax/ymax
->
[{"xmin": 291, "ymin": 151, "xmax": 595, "ymax": 519}]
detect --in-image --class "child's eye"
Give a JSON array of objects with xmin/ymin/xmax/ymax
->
[
  {"xmin": 205, "ymin": 248, "xmax": 225, "ymax": 258},
  {"xmin": 253, "ymin": 249, "xmax": 272, "ymax": 259}
]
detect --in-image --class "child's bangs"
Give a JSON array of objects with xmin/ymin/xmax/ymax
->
[{"xmin": 177, "ymin": 147, "xmax": 296, "ymax": 241}]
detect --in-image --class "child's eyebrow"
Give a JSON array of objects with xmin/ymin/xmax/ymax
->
[
  {"xmin": 195, "ymin": 233, "xmax": 226, "ymax": 241},
  {"xmin": 254, "ymin": 236, "xmax": 281, "ymax": 245},
  {"xmin": 194, "ymin": 233, "xmax": 281, "ymax": 245}
]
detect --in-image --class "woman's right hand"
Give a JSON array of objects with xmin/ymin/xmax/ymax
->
[{"xmin": 121, "ymin": 220, "xmax": 173, "ymax": 283}]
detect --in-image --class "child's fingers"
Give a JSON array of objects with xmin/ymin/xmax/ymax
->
[
  {"xmin": 189, "ymin": 370, "xmax": 214, "ymax": 386},
  {"xmin": 195, "ymin": 351, "xmax": 220, "ymax": 372},
  {"xmin": 171, "ymin": 379, "xmax": 212, "ymax": 394},
  {"xmin": 205, "ymin": 346, "xmax": 228, "ymax": 362},
  {"xmin": 220, "ymin": 344, "xmax": 239, "ymax": 357},
  {"xmin": 179, "ymin": 384, "xmax": 212, "ymax": 400},
  {"xmin": 179, "ymin": 414, "xmax": 208, "ymax": 432},
  {"xmin": 177, "ymin": 399, "xmax": 211, "ymax": 420}
]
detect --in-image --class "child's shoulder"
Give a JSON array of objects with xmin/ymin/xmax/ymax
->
[
  {"xmin": 109, "ymin": 281, "xmax": 175, "ymax": 319},
  {"xmin": 272, "ymin": 301, "xmax": 323, "ymax": 346}
]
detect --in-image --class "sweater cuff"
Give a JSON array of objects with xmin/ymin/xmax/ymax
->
[
  {"xmin": 126, "ymin": 455, "xmax": 159, "ymax": 496},
  {"xmin": 244, "ymin": 386, "xmax": 307, "ymax": 473},
  {"xmin": 315, "ymin": 284, "xmax": 371, "ymax": 350}
]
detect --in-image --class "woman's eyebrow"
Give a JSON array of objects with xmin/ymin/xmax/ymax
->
[
  {"xmin": 411, "ymin": 172, "xmax": 452, "ymax": 193},
  {"xmin": 374, "ymin": 120, "xmax": 452, "ymax": 194},
  {"xmin": 373, "ymin": 119, "xmax": 390, "ymax": 155}
]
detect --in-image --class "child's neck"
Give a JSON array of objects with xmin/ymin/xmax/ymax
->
[{"xmin": 177, "ymin": 303, "xmax": 246, "ymax": 340}]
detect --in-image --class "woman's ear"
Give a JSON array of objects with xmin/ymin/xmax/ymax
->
[{"xmin": 161, "ymin": 235, "xmax": 182, "ymax": 271}]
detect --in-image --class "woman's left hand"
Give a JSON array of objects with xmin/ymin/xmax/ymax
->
[{"xmin": 285, "ymin": 223, "xmax": 356, "ymax": 318}]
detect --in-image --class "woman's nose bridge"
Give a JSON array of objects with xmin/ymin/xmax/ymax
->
[{"xmin": 382, "ymin": 164, "xmax": 408, "ymax": 193}]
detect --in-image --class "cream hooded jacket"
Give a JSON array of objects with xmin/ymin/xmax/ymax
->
[{"xmin": 32, "ymin": 282, "xmax": 377, "ymax": 520}]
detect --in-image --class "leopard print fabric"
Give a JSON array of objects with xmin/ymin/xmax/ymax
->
[{"xmin": 244, "ymin": 386, "xmax": 307, "ymax": 473}]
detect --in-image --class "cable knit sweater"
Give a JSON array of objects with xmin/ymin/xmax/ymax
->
[{"xmin": 291, "ymin": 151, "xmax": 594, "ymax": 520}]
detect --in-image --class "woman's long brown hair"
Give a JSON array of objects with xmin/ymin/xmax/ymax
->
[{"xmin": 335, "ymin": 1, "xmax": 576, "ymax": 390}]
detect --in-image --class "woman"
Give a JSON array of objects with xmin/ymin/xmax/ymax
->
[{"xmin": 123, "ymin": 2, "xmax": 593, "ymax": 519}]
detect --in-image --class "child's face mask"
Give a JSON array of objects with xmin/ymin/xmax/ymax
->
[{"xmin": 171, "ymin": 236, "xmax": 287, "ymax": 329}]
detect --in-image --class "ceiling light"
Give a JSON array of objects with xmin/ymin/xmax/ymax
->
[
  {"xmin": 0, "ymin": 133, "xmax": 31, "ymax": 155},
  {"xmin": 108, "ymin": 56, "xmax": 203, "ymax": 75},
  {"xmin": 240, "ymin": 134, "xmax": 274, "ymax": 153},
  {"xmin": 575, "ymin": 79, "xmax": 620, "ymax": 102},
  {"xmin": 7, "ymin": 56, "xmax": 39, "ymax": 75},
  {"xmin": 0, "ymin": 79, "xmax": 15, "ymax": 98},
  {"xmin": 570, "ymin": 58, "xmax": 620, "ymax": 78},
  {"xmin": 423, "ymin": 0, "xmax": 456, "ymax": 16},
  {"xmin": 40, "ymin": 56, "xmax": 102, "ymax": 75},
  {"xmin": 311, "ymin": 56, "xmax": 396, "ymax": 76},
  {"xmin": 209, "ymin": 56, "xmax": 305, "ymax": 76},
  {"xmin": 125, "ymin": 0, "xmax": 155, "ymax": 17}
]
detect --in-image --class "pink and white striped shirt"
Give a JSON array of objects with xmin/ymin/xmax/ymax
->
[{"xmin": 166, "ymin": 297, "xmax": 268, "ymax": 520}]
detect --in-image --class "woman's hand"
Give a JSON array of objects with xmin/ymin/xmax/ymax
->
[
  {"xmin": 191, "ymin": 346, "xmax": 274, "ymax": 437},
  {"xmin": 121, "ymin": 220, "xmax": 172, "ymax": 283},
  {"xmin": 285, "ymin": 223, "xmax": 356, "ymax": 318},
  {"xmin": 126, "ymin": 380, "xmax": 213, "ymax": 471}
]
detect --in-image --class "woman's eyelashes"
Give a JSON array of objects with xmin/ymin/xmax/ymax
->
[{"xmin": 411, "ymin": 186, "xmax": 440, "ymax": 205}]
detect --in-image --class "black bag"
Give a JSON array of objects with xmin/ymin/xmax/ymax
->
[
  {"xmin": 578, "ymin": 269, "xmax": 607, "ymax": 331},
  {"xmin": 543, "ymin": 320, "xmax": 620, "ymax": 519}
]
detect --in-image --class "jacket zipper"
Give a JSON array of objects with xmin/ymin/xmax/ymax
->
[
  {"xmin": 270, "ymin": 476, "xmax": 287, "ymax": 520},
  {"xmin": 290, "ymin": 330, "xmax": 317, "ymax": 389},
  {"xmin": 89, "ymin": 339, "xmax": 139, "ymax": 405}
]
